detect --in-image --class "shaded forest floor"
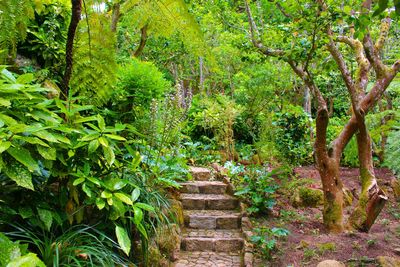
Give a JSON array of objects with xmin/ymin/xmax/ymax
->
[{"xmin": 253, "ymin": 166, "xmax": 400, "ymax": 266}]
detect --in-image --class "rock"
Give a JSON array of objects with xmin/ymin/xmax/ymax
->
[
  {"xmin": 316, "ymin": 260, "xmax": 345, "ymax": 267},
  {"xmin": 290, "ymin": 187, "xmax": 324, "ymax": 208},
  {"xmin": 376, "ymin": 256, "xmax": 400, "ymax": 267}
]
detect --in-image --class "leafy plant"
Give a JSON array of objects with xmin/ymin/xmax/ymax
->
[
  {"xmin": 0, "ymin": 232, "xmax": 45, "ymax": 267},
  {"xmin": 5, "ymin": 225, "xmax": 131, "ymax": 266},
  {"xmin": 250, "ymin": 227, "xmax": 290, "ymax": 260},
  {"xmin": 225, "ymin": 162, "xmax": 278, "ymax": 214}
]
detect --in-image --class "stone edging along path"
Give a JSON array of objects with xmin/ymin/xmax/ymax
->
[{"xmin": 172, "ymin": 166, "xmax": 254, "ymax": 267}]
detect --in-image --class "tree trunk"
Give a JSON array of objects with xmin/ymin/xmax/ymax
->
[
  {"xmin": 348, "ymin": 117, "xmax": 388, "ymax": 231},
  {"xmin": 314, "ymin": 108, "xmax": 345, "ymax": 232},
  {"xmin": 133, "ymin": 24, "xmax": 148, "ymax": 57},
  {"xmin": 318, "ymin": 157, "xmax": 345, "ymax": 232},
  {"xmin": 61, "ymin": 0, "xmax": 82, "ymax": 100},
  {"xmin": 111, "ymin": 3, "xmax": 120, "ymax": 32}
]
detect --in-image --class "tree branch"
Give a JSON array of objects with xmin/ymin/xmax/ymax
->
[
  {"xmin": 244, "ymin": 0, "xmax": 284, "ymax": 57},
  {"xmin": 133, "ymin": 24, "xmax": 148, "ymax": 57},
  {"xmin": 375, "ymin": 17, "xmax": 391, "ymax": 52}
]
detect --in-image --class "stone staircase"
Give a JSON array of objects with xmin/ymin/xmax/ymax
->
[{"xmin": 173, "ymin": 167, "xmax": 245, "ymax": 267}]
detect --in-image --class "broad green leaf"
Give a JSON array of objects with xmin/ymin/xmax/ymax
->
[
  {"xmin": 72, "ymin": 177, "xmax": 85, "ymax": 186},
  {"xmin": 105, "ymin": 134, "xmax": 126, "ymax": 141},
  {"xmin": 87, "ymin": 176, "xmax": 102, "ymax": 186},
  {"xmin": 37, "ymin": 145, "xmax": 56, "ymax": 160},
  {"xmin": 8, "ymin": 124, "xmax": 28, "ymax": 134},
  {"xmin": 37, "ymin": 208, "xmax": 52, "ymax": 231},
  {"xmin": 103, "ymin": 146, "xmax": 115, "ymax": 166},
  {"xmin": 3, "ymin": 161, "xmax": 34, "ymax": 190},
  {"xmin": 19, "ymin": 207, "xmax": 33, "ymax": 219},
  {"xmin": 101, "ymin": 190, "xmax": 112, "ymax": 198},
  {"xmin": 115, "ymin": 225, "xmax": 131, "ymax": 256},
  {"xmin": 88, "ymin": 139, "xmax": 100, "ymax": 153},
  {"xmin": 131, "ymin": 151, "xmax": 141, "ymax": 170},
  {"xmin": 134, "ymin": 202, "xmax": 155, "ymax": 212},
  {"xmin": 19, "ymin": 137, "xmax": 49, "ymax": 147},
  {"xmin": 96, "ymin": 198, "xmax": 105, "ymax": 210},
  {"xmin": 131, "ymin": 188, "xmax": 140, "ymax": 202},
  {"xmin": 33, "ymin": 130, "xmax": 59, "ymax": 143},
  {"xmin": 114, "ymin": 193, "xmax": 133, "ymax": 205},
  {"xmin": 16, "ymin": 73, "xmax": 34, "ymax": 84},
  {"xmin": 82, "ymin": 184, "xmax": 93, "ymax": 198},
  {"xmin": 7, "ymin": 147, "xmax": 40, "ymax": 172},
  {"xmin": 135, "ymin": 222, "xmax": 148, "ymax": 240},
  {"xmin": 79, "ymin": 133, "xmax": 100, "ymax": 142},
  {"xmin": 0, "ymin": 114, "xmax": 17, "ymax": 125},
  {"xmin": 0, "ymin": 98, "xmax": 11, "ymax": 107},
  {"xmin": 133, "ymin": 205, "xmax": 143, "ymax": 225},
  {"xmin": 98, "ymin": 137, "xmax": 109, "ymax": 147},
  {"xmin": 7, "ymin": 253, "xmax": 46, "ymax": 267},
  {"xmin": 97, "ymin": 115, "xmax": 106, "ymax": 132},
  {"xmin": 0, "ymin": 141, "xmax": 11, "ymax": 153}
]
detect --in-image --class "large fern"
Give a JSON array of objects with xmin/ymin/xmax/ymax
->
[
  {"xmin": 70, "ymin": 10, "xmax": 117, "ymax": 105},
  {"xmin": 0, "ymin": 0, "xmax": 34, "ymax": 62}
]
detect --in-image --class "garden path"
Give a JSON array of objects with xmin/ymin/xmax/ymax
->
[{"xmin": 173, "ymin": 167, "xmax": 246, "ymax": 267}]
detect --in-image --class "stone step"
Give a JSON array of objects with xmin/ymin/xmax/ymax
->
[
  {"xmin": 189, "ymin": 166, "xmax": 212, "ymax": 181},
  {"xmin": 173, "ymin": 251, "xmax": 242, "ymax": 267},
  {"xmin": 180, "ymin": 181, "xmax": 227, "ymax": 194},
  {"xmin": 181, "ymin": 194, "xmax": 239, "ymax": 210},
  {"xmin": 184, "ymin": 210, "xmax": 241, "ymax": 229},
  {"xmin": 181, "ymin": 229, "xmax": 244, "ymax": 253}
]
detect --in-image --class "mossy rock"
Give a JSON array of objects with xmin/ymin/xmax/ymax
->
[{"xmin": 291, "ymin": 187, "xmax": 324, "ymax": 208}]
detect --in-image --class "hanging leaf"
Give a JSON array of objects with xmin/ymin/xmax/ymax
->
[
  {"xmin": 114, "ymin": 193, "xmax": 133, "ymax": 205},
  {"xmin": 3, "ymin": 161, "xmax": 34, "ymax": 190},
  {"xmin": 37, "ymin": 208, "xmax": 53, "ymax": 231},
  {"xmin": 115, "ymin": 225, "xmax": 131, "ymax": 256},
  {"xmin": 88, "ymin": 139, "xmax": 100, "ymax": 153},
  {"xmin": 103, "ymin": 146, "xmax": 115, "ymax": 166},
  {"xmin": 131, "ymin": 188, "xmax": 140, "ymax": 202},
  {"xmin": 0, "ymin": 141, "xmax": 11, "ymax": 153},
  {"xmin": 7, "ymin": 147, "xmax": 40, "ymax": 172},
  {"xmin": 134, "ymin": 202, "xmax": 155, "ymax": 212},
  {"xmin": 37, "ymin": 145, "xmax": 56, "ymax": 160}
]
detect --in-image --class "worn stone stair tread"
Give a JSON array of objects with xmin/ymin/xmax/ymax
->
[
  {"xmin": 180, "ymin": 181, "xmax": 227, "ymax": 194},
  {"xmin": 183, "ymin": 229, "xmax": 243, "ymax": 239},
  {"xmin": 189, "ymin": 166, "xmax": 212, "ymax": 181},
  {"xmin": 184, "ymin": 210, "xmax": 241, "ymax": 229},
  {"xmin": 181, "ymin": 193, "xmax": 239, "ymax": 210},
  {"xmin": 181, "ymin": 229, "xmax": 244, "ymax": 252},
  {"xmin": 173, "ymin": 251, "xmax": 242, "ymax": 267}
]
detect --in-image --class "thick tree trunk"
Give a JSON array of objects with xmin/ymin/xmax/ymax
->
[
  {"xmin": 348, "ymin": 118, "xmax": 388, "ymax": 231},
  {"xmin": 318, "ymin": 157, "xmax": 345, "ymax": 233},
  {"xmin": 111, "ymin": 3, "xmax": 120, "ymax": 32},
  {"xmin": 61, "ymin": 0, "xmax": 82, "ymax": 100},
  {"xmin": 133, "ymin": 25, "xmax": 148, "ymax": 57}
]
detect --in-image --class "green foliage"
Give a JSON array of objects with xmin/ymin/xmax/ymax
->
[
  {"xmin": 250, "ymin": 226, "xmax": 290, "ymax": 260},
  {"xmin": 272, "ymin": 105, "xmax": 313, "ymax": 165},
  {"xmin": 384, "ymin": 127, "xmax": 400, "ymax": 175},
  {"xmin": 19, "ymin": 0, "xmax": 70, "ymax": 78},
  {"xmin": 187, "ymin": 95, "xmax": 241, "ymax": 160},
  {"xmin": 0, "ymin": 232, "xmax": 45, "ymax": 267},
  {"xmin": 225, "ymin": 162, "xmax": 278, "ymax": 215},
  {"xmin": 5, "ymin": 225, "xmax": 130, "ymax": 266},
  {"xmin": 116, "ymin": 58, "xmax": 171, "ymax": 110},
  {"xmin": 0, "ymin": 0, "xmax": 34, "ymax": 62},
  {"xmin": 71, "ymin": 12, "xmax": 118, "ymax": 104}
]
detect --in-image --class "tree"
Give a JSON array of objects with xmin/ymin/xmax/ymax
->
[
  {"xmin": 61, "ymin": 0, "xmax": 82, "ymax": 100},
  {"xmin": 245, "ymin": 0, "xmax": 400, "ymax": 232}
]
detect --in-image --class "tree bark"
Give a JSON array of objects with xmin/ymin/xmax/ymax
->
[
  {"xmin": 61, "ymin": 0, "xmax": 82, "ymax": 100},
  {"xmin": 348, "ymin": 117, "xmax": 388, "ymax": 231},
  {"xmin": 133, "ymin": 24, "xmax": 148, "ymax": 57},
  {"xmin": 111, "ymin": 3, "xmax": 121, "ymax": 32}
]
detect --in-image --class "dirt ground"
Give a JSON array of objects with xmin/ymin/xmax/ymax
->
[{"xmin": 254, "ymin": 166, "xmax": 400, "ymax": 267}]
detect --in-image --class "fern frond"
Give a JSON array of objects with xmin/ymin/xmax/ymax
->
[
  {"xmin": 71, "ymin": 11, "xmax": 117, "ymax": 105},
  {"xmin": 0, "ymin": 0, "xmax": 34, "ymax": 62}
]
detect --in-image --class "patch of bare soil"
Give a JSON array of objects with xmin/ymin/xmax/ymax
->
[{"xmin": 254, "ymin": 166, "xmax": 400, "ymax": 267}]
